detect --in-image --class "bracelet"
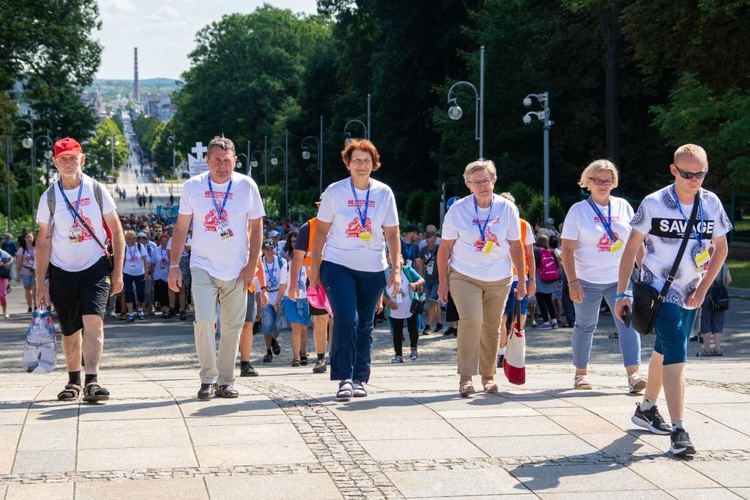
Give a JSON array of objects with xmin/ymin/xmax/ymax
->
[
  {"xmin": 615, "ymin": 292, "xmax": 632, "ymax": 300},
  {"xmin": 567, "ymin": 279, "xmax": 579, "ymax": 286},
  {"xmin": 169, "ymin": 264, "xmax": 179, "ymax": 270}
]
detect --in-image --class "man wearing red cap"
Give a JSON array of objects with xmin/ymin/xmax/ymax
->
[{"xmin": 35, "ymin": 137, "xmax": 125, "ymax": 403}]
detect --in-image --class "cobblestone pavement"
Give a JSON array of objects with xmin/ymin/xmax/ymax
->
[{"xmin": 1, "ymin": 289, "xmax": 749, "ymax": 498}]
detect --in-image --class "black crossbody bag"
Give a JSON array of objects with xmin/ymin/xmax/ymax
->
[{"xmin": 631, "ymin": 192, "xmax": 699, "ymax": 334}]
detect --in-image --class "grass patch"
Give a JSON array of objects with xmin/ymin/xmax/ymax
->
[{"xmin": 727, "ymin": 259, "xmax": 750, "ymax": 289}]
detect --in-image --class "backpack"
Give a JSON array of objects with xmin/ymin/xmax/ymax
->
[
  {"xmin": 537, "ymin": 248, "xmax": 560, "ymax": 283},
  {"xmin": 709, "ymin": 269, "xmax": 730, "ymax": 311}
]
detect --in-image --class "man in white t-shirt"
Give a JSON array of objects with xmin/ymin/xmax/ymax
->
[
  {"xmin": 615, "ymin": 144, "xmax": 732, "ymax": 456},
  {"xmin": 168, "ymin": 137, "xmax": 265, "ymax": 400},
  {"xmin": 35, "ymin": 137, "xmax": 125, "ymax": 403}
]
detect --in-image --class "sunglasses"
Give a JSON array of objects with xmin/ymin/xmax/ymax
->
[{"xmin": 674, "ymin": 164, "xmax": 708, "ymax": 180}]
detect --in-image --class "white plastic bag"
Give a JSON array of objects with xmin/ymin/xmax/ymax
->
[{"xmin": 22, "ymin": 307, "xmax": 57, "ymax": 373}]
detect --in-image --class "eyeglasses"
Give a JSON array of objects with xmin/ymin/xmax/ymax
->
[
  {"xmin": 468, "ymin": 179, "xmax": 493, "ymax": 188},
  {"xmin": 674, "ymin": 164, "xmax": 708, "ymax": 180},
  {"xmin": 589, "ymin": 178, "xmax": 614, "ymax": 186}
]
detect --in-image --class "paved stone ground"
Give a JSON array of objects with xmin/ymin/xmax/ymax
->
[{"xmin": 1, "ymin": 287, "xmax": 749, "ymax": 499}]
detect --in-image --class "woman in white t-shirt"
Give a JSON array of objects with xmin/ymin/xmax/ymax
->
[
  {"xmin": 437, "ymin": 160, "xmax": 526, "ymax": 397},
  {"xmin": 560, "ymin": 159, "xmax": 645, "ymax": 392},
  {"xmin": 122, "ymin": 230, "xmax": 149, "ymax": 321},
  {"xmin": 308, "ymin": 139, "xmax": 401, "ymax": 400}
]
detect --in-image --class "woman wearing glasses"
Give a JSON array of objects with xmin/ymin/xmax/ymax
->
[
  {"xmin": 437, "ymin": 160, "xmax": 526, "ymax": 397},
  {"xmin": 560, "ymin": 159, "xmax": 646, "ymax": 391},
  {"xmin": 308, "ymin": 139, "xmax": 401, "ymax": 400}
]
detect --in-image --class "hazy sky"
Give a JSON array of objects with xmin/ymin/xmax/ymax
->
[{"xmin": 96, "ymin": 0, "xmax": 319, "ymax": 80}]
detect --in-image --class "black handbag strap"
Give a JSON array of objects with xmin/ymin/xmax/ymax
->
[
  {"xmin": 71, "ymin": 210, "xmax": 107, "ymax": 253},
  {"xmin": 659, "ymin": 191, "xmax": 700, "ymax": 299}
]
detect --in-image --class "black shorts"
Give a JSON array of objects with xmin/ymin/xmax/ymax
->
[
  {"xmin": 49, "ymin": 258, "xmax": 110, "ymax": 336},
  {"xmin": 309, "ymin": 302, "xmax": 328, "ymax": 316},
  {"xmin": 154, "ymin": 279, "xmax": 169, "ymax": 306}
]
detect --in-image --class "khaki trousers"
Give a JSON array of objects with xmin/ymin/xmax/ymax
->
[
  {"xmin": 191, "ymin": 267, "xmax": 247, "ymax": 386},
  {"xmin": 449, "ymin": 269, "xmax": 512, "ymax": 378}
]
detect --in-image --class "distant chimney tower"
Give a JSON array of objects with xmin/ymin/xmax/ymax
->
[{"xmin": 134, "ymin": 47, "xmax": 140, "ymax": 102}]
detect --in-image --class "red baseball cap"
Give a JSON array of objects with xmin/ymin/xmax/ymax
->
[{"xmin": 53, "ymin": 138, "xmax": 83, "ymax": 158}]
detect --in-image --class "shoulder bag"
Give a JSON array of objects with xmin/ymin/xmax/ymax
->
[
  {"xmin": 631, "ymin": 192, "xmax": 699, "ymax": 334},
  {"xmin": 503, "ymin": 298, "xmax": 526, "ymax": 385}
]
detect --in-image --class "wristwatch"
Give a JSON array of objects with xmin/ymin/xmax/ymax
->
[{"xmin": 169, "ymin": 264, "xmax": 179, "ymax": 270}]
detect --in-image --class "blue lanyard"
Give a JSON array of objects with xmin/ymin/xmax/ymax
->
[
  {"xmin": 473, "ymin": 195, "xmax": 493, "ymax": 242},
  {"xmin": 672, "ymin": 185, "xmax": 703, "ymax": 247},
  {"xmin": 405, "ymin": 242, "xmax": 413, "ymax": 260},
  {"xmin": 586, "ymin": 197, "xmax": 616, "ymax": 242},
  {"xmin": 128, "ymin": 244, "xmax": 139, "ymax": 261},
  {"xmin": 297, "ymin": 268, "xmax": 305, "ymax": 288},
  {"xmin": 57, "ymin": 180, "xmax": 83, "ymax": 223},
  {"xmin": 264, "ymin": 258, "xmax": 275, "ymax": 279},
  {"xmin": 349, "ymin": 178, "xmax": 371, "ymax": 230},
  {"xmin": 208, "ymin": 177, "xmax": 232, "ymax": 220}
]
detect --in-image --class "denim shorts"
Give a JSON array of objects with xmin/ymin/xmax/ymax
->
[
  {"xmin": 424, "ymin": 281, "xmax": 439, "ymax": 301},
  {"xmin": 21, "ymin": 274, "xmax": 36, "ymax": 290},
  {"xmin": 653, "ymin": 302, "xmax": 698, "ymax": 365},
  {"xmin": 260, "ymin": 304, "xmax": 278, "ymax": 336},
  {"xmin": 282, "ymin": 296, "xmax": 310, "ymax": 325}
]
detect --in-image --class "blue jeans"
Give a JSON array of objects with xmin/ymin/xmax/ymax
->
[
  {"xmin": 320, "ymin": 260, "xmax": 386, "ymax": 383},
  {"xmin": 572, "ymin": 280, "xmax": 641, "ymax": 369},
  {"xmin": 653, "ymin": 302, "xmax": 697, "ymax": 365}
]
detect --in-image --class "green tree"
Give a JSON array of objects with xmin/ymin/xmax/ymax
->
[{"xmin": 85, "ymin": 119, "xmax": 127, "ymax": 180}]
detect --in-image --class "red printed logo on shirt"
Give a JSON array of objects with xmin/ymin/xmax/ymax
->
[
  {"xmin": 345, "ymin": 216, "xmax": 372, "ymax": 238},
  {"xmin": 474, "ymin": 228, "xmax": 498, "ymax": 252},
  {"xmin": 597, "ymin": 231, "xmax": 620, "ymax": 252},
  {"xmin": 203, "ymin": 209, "xmax": 230, "ymax": 233},
  {"xmin": 73, "ymin": 212, "xmax": 95, "ymax": 241}
]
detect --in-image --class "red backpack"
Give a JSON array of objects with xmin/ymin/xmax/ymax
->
[{"xmin": 537, "ymin": 248, "xmax": 560, "ymax": 283}]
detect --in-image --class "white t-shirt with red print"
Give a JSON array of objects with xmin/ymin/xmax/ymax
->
[
  {"xmin": 123, "ymin": 242, "xmax": 148, "ymax": 276},
  {"xmin": 36, "ymin": 174, "xmax": 117, "ymax": 272},
  {"xmin": 178, "ymin": 171, "xmax": 265, "ymax": 281},
  {"xmin": 441, "ymin": 193, "xmax": 521, "ymax": 281},
  {"xmin": 317, "ymin": 177, "xmax": 399, "ymax": 272},
  {"xmin": 561, "ymin": 196, "xmax": 634, "ymax": 284}
]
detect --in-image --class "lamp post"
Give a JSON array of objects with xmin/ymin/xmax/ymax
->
[
  {"xmin": 250, "ymin": 136, "xmax": 268, "ymax": 199},
  {"xmin": 343, "ymin": 119, "xmax": 368, "ymax": 145},
  {"xmin": 34, "ymin": 131, "xmax": 54, "ymax": 188},
  {"xmin": 105, "ymin": 134, "xmax": 120, "ymax": 173},
  {"xmin": 367, "ymin": 94, "xmax": 371, "ymax": 141},
  {"xmin": 4, "ymin": 135, "xmax": 11, "ymax": 232},
  {"xmin": 269, "ymin": 130, "xmax": 289, "ymax": 215},
  {"xmin": 446, "ymin": 45, "xmax": 485, "ymax": 159},
  {"xmin": 167, "ymin": 135, "xmax": 176, "ymax": 179},
  {"xmin": 302, "ymin": 115, "xmax": 324, "ymax": 194},
  {"xmin": 523, "ymin": 91, "xmax": 553, "ymax": 222},
  {"xmin": 235, "ymin": 153, "xmax": 248, "ymax": 173},
  {"xmin": 15, "ymin": 117, "xmax": 36, "ymax": 230}
]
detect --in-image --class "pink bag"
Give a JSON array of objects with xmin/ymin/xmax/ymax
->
[
  {"xmin": 503, "ymin": 299, "xmax": 526, "ymax": 385},
  {"xmin": 307, "ymin": 285, "xmax": 333, "ymax": 317}
]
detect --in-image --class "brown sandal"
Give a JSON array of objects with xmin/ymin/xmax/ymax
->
[
  {"xmin": 482, "ymin": 378, "xmax": 498, "ymax": 393},
  {"xmin": 459, "ymin": 379, "xmax": 475, "ymax": 397}
]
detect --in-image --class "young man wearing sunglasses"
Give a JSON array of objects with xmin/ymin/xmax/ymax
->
[{"xmin": 614, "ymin": 144, "xmax": 732, "ymax": 456}]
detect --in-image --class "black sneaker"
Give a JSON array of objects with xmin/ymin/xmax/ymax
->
[
  {"xmin": 312, "ymin": 358, "xmax": 327, "ymax": 373},
  {"xmin": 240, "ymin": 364, "xmax": 258, "ymax": 377},
  {"xmin": 271, "ymin": 337, "xmax": 281, "ymax": 355},
  {"xmin": 434, "ymin": 323, "xmax": 443, "ymax": 333},
  {"xmin": 422, "ymin": 326, "xmax": 431, "ymax": 335},
  {"xmin": 496, "ymin": 354, "xmax": 504, "ymax": 368},
  {"xmin": 669, "ymin": 428, "xmax": 696, "ymax": 456},
  {"xmin": 263, "ymin": 352, "xmax": 273, "ymax": 363},
  {"xmin": 631, "ymin": 403, "xmax": 672, "ymax": 435},
  {"xmin": 444, "ymin": 326, "xmax": 458, "ymax": 336}
]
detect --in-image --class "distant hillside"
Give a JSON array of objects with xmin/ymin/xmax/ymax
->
[{"xmin": 88, "ymin": 78, "xmax": 181, "ymax": 101}]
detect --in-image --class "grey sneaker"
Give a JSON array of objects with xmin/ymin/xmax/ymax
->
[
  {"xmin": 632, "ymin": 403, "xmax": 672, "ymax": 435},
  {"xmin": 410, "ymin": 348, "xmax": 418, "ymax": 361},
  {"xmin": 312, "ymin": 358, "xmax": 327, "ymax": 373}
]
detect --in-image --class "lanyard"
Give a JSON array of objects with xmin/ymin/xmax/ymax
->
[
  {"xmin": 405, "ymin": 242, "xmax": 413, "ymax": 260},
  {"xmin": 208, "ymin": 177, "xmax": 232, "ymax": 220},
  {"xmin": 672, "ymin": 185, "xmax": 704, "ymax": 247},
  {"xmin": 586, "ymin": 197, "xmax": 616, "ymax": 242},
  {"xmin": 264, "ymin": 258, "xmax": 275, "ymax": 280},
  {"xmin": 473, "ymin": 195, "xmax": 493, "ymax": 242},
  {"xmin": 159, "ymin": 247, "xmax": 168, "ymax": 263},
  {"xmin": 128, "ymin": 244, "xmax": 139, "ymax": 261},
  {"xmin": 297, "ymin": 268, "xmax": 305, "ymax": 288},
  {"xmin": 349, "ymin": 178, "xmax": 371, "ymax": 230},
  {"xmin": 58, "ymin": 180, "xmax": 84, "ymax": 223}
]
